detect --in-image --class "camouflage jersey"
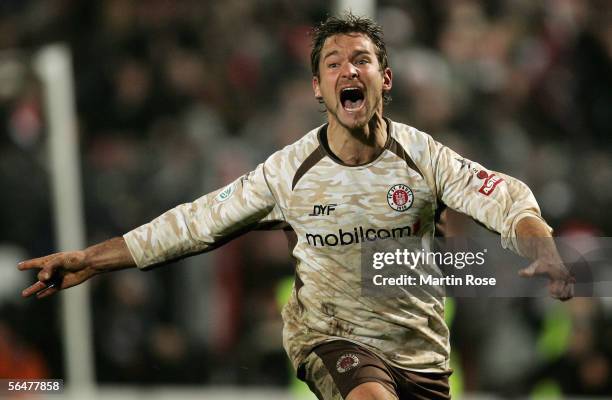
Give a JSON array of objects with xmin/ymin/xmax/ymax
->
[{"xmin": 123, "ymin": 120, "xmax": 547, "ymax": 373}]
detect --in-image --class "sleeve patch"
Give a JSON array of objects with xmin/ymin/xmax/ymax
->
[
  {"xmin": 478, "ymin": 173, "xmax": 504, "ymax": 196},
  {"xmin": 216, "ymin": 182, "xmax": 236, "ymax": 202}
]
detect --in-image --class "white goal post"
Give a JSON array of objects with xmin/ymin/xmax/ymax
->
[{"xmin": 35, "ymin": 44, "xmax": 95, "ymax": 397}]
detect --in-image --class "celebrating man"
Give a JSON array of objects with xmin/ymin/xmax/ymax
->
[{"xmin": 19, "ymin": 14, "xmax": 573, "ymax": 400}]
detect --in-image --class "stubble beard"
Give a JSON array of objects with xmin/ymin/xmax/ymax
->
[{"xmin": 328, "ymin": 95, "xmax": 382, "ymax": 135}]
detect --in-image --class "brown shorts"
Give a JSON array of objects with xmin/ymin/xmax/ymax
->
[{"xmin": 298, "ymin": 340, "xmax": 451, "ymax": 400}]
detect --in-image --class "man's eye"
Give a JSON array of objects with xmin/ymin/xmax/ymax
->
[
  {"xmin": 328, "ymin": 63, "xmax": 339, "ymax": 68},
  {"xmin": 357, "ymin": 59, "xmax": 369, "ymax": 65}
]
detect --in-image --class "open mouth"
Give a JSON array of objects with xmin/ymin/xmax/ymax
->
[{"xmin": 340, "ymin": 87, "xmax": 365, "ymax": 111}]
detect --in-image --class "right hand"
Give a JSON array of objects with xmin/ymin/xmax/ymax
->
[
  {"xmin": 18, "ymin": 250, "xmax": 94, "ymax": 299},
  {"xmin": 518, "ymin": 257, "xmax": 575, "ymax": 301}
]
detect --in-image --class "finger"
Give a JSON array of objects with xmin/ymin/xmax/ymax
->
[
  {"xmin": 19, "ymin": 254, "xmax": 62, "ymax": 273},
  {"xmin": 23, "ymin": 275, "xmax": 69, "ymax": 299},
  {"xmin": 37, "ymin": 268, "xmax": 54, "ymax": 282},
  {"xmin": 17, "ymin": 256, "xmax": 51, "ymax": 271},
  {"xmin": 36, "ymin": 285, "xmax": 59, "ymax": 299},
  {"xmin": 556, "ymin": 290, "xmax": 572, "ymax": 301},
  {"xmin": 33, "ymin": 256, "xmax": 63, "ymax": 282},
  {"xmin": 568, "ymin": 282, "xmax": 575, "ymax": 299},
  {"xmin": 549, "ymin": 279, "xmax": 573, "ymax": 301},
  {"xmin": 518, "ymin": 262, "xmax": 538, "ymax": 277},
  {"xmin": 550, "ymin": 279, "xmax": 566, "ymax": 297},
  {"xmin": 21, "ymin": 281, "xmax": 48, "ymax": 298},
  {"xmin": 558, "ymin": 281, "xmax": 574, "ymax": 301}
]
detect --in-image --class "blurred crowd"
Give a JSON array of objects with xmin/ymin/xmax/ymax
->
[{"xmin": 1, "ymin": 0, "xmax": 611, "ymax": 397}]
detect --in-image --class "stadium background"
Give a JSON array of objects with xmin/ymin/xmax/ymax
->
[{"xmin": 1, "ymin": 0, "xmax": 611, "ymax": 398}]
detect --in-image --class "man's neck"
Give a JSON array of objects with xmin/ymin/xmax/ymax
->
[{"xmin": 327, "ymin": 114, "xmax": 388, "ymax": 166}]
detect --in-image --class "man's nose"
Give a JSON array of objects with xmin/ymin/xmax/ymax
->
[{"xmin": 341, "ymin": 62, "xmax": 359, "ymax": 79}]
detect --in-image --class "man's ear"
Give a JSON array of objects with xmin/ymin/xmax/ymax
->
[
  {"xmin": 382, "ymin": 67, "xmax": 392, "ymax": 92},
  {"xmin": 312, "ymin": 76, "xmax": 322, "ymax": 100}
]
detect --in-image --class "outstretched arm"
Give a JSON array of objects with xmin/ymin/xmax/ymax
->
[
  {"xmin": 426, "ymin": 135, "xmax": 573, "ymax": 300},
  {"xmin": 515, "ymin": 216, "xmax": 574, "ymax": 301},
  {"xmin": 19, "ymin": 160, "xmax": 284, "ymax": 299},
  {"xmin": 18, "ymin": 237, "xmax": 135, "ymax": 299}
]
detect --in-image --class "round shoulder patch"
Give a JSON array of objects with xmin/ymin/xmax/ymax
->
[
  {"xmin": 387, "ymin": 184, "xmax": 414, "ymax": 212},
  {"xmin": 476, "ymin": 170, "xmax": 488, "ymax": 179},
  {"xmin": 336, "ymin": 353, "xmax": 360, "ymax": 373}
]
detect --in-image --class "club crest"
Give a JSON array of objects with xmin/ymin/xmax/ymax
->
[
  {"xmin": 336, "ymin": 353, "xmax": 360, "ymax": 373},
  {"xmin": 387, "ymin": 184, "xmax": 414, "ymax": 212}
]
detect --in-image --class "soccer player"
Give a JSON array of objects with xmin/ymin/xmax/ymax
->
[{"xmin": 19, "ymin": 14, "xmax": 573, "ymax": 400}]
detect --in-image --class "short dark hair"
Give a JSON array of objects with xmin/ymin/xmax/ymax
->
[{"xmin": 310, "ymin": 13, "xmax": 391, "ymax": 104}]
